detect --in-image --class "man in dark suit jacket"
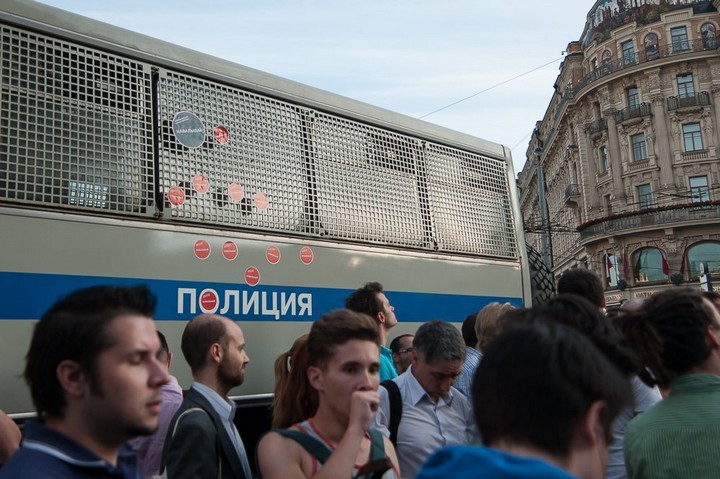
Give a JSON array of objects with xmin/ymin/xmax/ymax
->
[{"xmin": 162, "ymin": 314, "xmax": 252, "ymax": 479}]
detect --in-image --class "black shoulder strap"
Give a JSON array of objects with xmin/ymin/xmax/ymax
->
[{"xmin": 380, "ymin": 379, "xmax": 402, "ymax": 447}]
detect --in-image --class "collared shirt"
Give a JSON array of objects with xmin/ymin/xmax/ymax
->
[
  {"xmin": 454, "ymin": 347, "xmax": 481, "ymax": 400},
  {"xmin": 625, "ymin": 374, "xmax": 720, "ymax": 479},
  {"xmin": 375, "ymin": 366, "xmax": 479, "ymax": 479},
  {"xmin": 191, "ymin": 382, "xmax": 252, "ymax": 479},
  {"xmin": 129, "ymin": 375, "xmax": 184, "ymax": 478},
  {"xmin": 380, "ymin": 345, "xmax": 398, "ymax": 382},
  {"xmin": 0, "ymin": 420, "xmax": 140, "ymax": 479}
]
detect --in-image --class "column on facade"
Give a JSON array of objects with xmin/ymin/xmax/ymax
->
[
  {"xmin": 604, "ymin": 110, "xmax": 626, "ymax": 199},
  {"xmin": 650, "ymin": 94, "xmax": 675, "ymax": 188},
  {"xmin": 713, "ymin": 87, "xmax": 720, "ymax": 150},
  {"xmin": 582, "ymin": 128, "xmax": 600, "ymax": 210}
]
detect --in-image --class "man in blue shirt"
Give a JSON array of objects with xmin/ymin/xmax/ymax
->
[
  {"xmin": 0, "ymin": 285, "xmax": 170, "ymax": 479},
  {"xmin": 346, "ymin": 282, "xmax": 399, "ymax": 381}
]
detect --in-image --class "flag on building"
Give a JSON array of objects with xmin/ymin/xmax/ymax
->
[{"xmin": 662, "ymin": 254, "xmax": 669, "ymax": 275}]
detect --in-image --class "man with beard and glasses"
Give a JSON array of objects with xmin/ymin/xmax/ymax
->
[
  {"xmin": 0, "ymin": 285, "xmax": 170, "ymax": 479},
  {"xmin": 161, "ymin": 314, "xmax": 252, "ymax": 479}
]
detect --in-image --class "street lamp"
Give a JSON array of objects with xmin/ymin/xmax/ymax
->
[{"xmin": 534, "ymin": 147, "xmax": 553, "ymax": 269}]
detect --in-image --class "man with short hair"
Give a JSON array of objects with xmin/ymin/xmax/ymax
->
[
  {"xmin": 0, "ymin": 285, "xmax": 169, "ymax": 479},
  {"xmin": 557, "ymin": 267, "xmax": 606, "ymax": 309},
  {"xmin": 346, "ymin": 282, "xmax": 399, "ymax": 381},
  {"xmin": 162, "ymin": 314, "xmax": 252, "ymax": 479},
  {"xmin": 417, "ymin": 321, "xmax": 632, "ymax": 479},
  {"xmin": 376, "ymin": 320, "xmax": 477, "ymax": 479},
  {"xmin": 129, "ymin": 331, "xmax": 183, "ymax": 478},
  {"xmin": 389, "ymin": 334, "xmax": 414, "ymax": 374}
]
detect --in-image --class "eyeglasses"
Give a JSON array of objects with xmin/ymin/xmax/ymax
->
[{"xmin": 398, "ymin": 347, "xmax": 414, "ymax": 354}]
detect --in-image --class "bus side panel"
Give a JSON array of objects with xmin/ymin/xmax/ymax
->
[{"xmin": 0, "ymin": 211, "xmax": 524, "ymax": 413}]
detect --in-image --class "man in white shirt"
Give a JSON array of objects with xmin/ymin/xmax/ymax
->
[{"xmin": 376, "ymin": 320, "xmax": 478, "ymax": 479}]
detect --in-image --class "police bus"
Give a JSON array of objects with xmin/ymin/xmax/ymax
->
[{"xmin": 0, "ymin": 0, "xmax": 532, "ymax": 440}]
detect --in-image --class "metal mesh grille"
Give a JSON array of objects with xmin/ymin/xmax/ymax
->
[
  {"xmin": 0, "ymin": 20, "xmax": 518, "ymax": 258},
  {"xmin": 0, "ymin": 25, "xmax": 154, "ymax": 213},
  {"xmin": 312, "ymin": 113, "xmax": 427, "ymax": 247},
  {"xmin": 157, "ymin": 71, "xmax": 309, "ymax": 232},
  {"xmin": 426, "ymin": 144, "xmax": 517, "ymax": 257}
]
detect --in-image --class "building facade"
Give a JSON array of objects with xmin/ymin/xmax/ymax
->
[{"xmin": 519, "ymin": 0, "xmax": 720, "ymax": 305}]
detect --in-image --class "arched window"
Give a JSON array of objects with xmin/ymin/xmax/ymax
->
[
  {"xmin": 633, "ymin": 248, "xmax": 668, "ymax": 283},
  {"xmin": 604, "ymin": 253, "xmax": 619, "ymax": 287},
  {"xmin": 687, "ymin": 242, "xmax": 720, "ymax": 278},
  {"xmin": 601, "ymin": 50, "xmax": 613, "ymax": 73},
  {"xmin": 644, "ymin": 33, "xmax": 659, "ymax": 60},
  {"xmin": 701, "ymin": 23, "xmax": 718, "ymax": 50}
]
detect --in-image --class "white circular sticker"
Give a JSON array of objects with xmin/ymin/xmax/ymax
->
[{"xmin": 172, "ymin": 112, "xmax": 205, "ymax": 149}]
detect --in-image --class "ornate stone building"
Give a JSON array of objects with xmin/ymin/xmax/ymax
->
[{"xmin": 519, "ymin": 0, "xmax": 720, "ymax": 305}]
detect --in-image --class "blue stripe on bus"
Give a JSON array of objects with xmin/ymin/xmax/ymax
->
[{"xmin": 0, "ymin": 272, "xmax": 522, "ymax": 322}]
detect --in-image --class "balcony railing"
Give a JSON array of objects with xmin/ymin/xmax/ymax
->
[
  {"xmin": 574, "ymin": 37, "xmax": 718, "ymax": 96},
  {"xmin": 579, "ymin": 202, "xmax": 720, "ymax": 240},
  {"xmin": 667, "ymin": 91, "xmax": 711, "ymax": 111},
  {"xmin": 565, "ymin": 183, "xmax": 580, "ymax": 199},
  {"xmin": 587, "ymin": 118, "xmax": 607, "ymax": 136},
  {"xmin": 680, "ymin": 149, "xmax": 710, "ymax": 162},
  {"xmin": 615, "ymin": 102, "xmax": 652, "ymax": 123}
]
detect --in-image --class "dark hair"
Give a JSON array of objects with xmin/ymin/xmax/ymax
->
[
  {"xmin": 473, "ymin": 321, "xmax": 631, "ymax": 456},
  {"xmin": 616, "ymin": 288, "xmax": 718, "ymax": 388},
  {"xmin": 389, "ymin": 334, "xmax": 414, "ymax": 355},
  {"xmin": 503, "ymin": 294, "xmax": 638, "ymax": 376},
  {"xmin": 25, "ymin": 285, "xmax": 157, "ymax": 418},
  {"xmin": 307, "ymin": 309, "xmax": 380, "ymax": 369},
  {"xmin": 557, "ymin": 268, "xmax": 604, "ymax": 308},
  {"xmin": 461, "ymin": 313, "xmax": 478, "ymax": 348},
  {"xmin": 413, "ymin": 320, "xmax": 465, "ymax": 364},
  {"xmin": 157, "ymin": 330, "xmax": 170, "ymax": 361},
  {"xmin": 345, "ymin": 282, "xmax": 384, "ymax": 319},
  {"xmin": 181, "ymin": 314, "xmax": 229, "ymax": 375},
  {"xmin": 272, "ymin": 334, "xmax": 318, "ymax": 428}
]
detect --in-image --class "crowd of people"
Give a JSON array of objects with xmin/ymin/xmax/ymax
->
[{"xmin": 1, "ymin": 274, "xmax": 720, "ymax": 478}]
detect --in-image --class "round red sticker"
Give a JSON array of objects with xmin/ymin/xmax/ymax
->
[
  {"xmin": 300, "ymin": 246, "xmax": 314, "ymax": 265},
  {"xmin": 254, "ymin": 192, "xmax": 269, "ymax": 210},
  {"xmin": 266, "ymin": 246, "xmax": 281, "ymax": 264},
  {"xmin": 222, "ymin": 241, "xmax": 238, "ymax": 261},
  {"xmin": 213, "ymin": 125, "xmax": 229, "ymax": 144},
  {"xmin": 194, "ymin": 240, "xmax": 211, "ymax": 260},
  {"xmin": 245, "ymin": 267, "xmax": 260, "ymax": 287},
  {"xmin": 199, "ymin": 289, "xmax": 218, "ymax": 313},
  {"xmin": 167, "ymin": 186, "xmax": 185, "ymax": 206},
  {"xmin": 192, "ymin": 174, "xmax": 210, "ymax": 194},
  {"xmin": 228, "ymin": 183, "xmax": 245, "ymax": 202}
]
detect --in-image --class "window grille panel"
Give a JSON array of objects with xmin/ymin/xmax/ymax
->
[
  {"xmin": 311, "ymin": 114, "xmax": 426, "ymax": 247},
  {"xmin": 0, "ymin": 26, "xmax": 154, "ymax": 213},
  {"xmin": 156, "ymin": 72, "xmax": 309, "ymax": 232},
  {"xmin": 425, "ymin": 144, "xmax": 517, "ymax": 258}
]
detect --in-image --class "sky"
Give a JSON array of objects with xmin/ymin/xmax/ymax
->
[{"xmin": 35, "ymin": 1, "xmax": 593, "ymax": 176}]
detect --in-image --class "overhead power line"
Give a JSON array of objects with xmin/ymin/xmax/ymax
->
[{"xmin": 418, "ymin": 57, "xmax": 564, "ymax": 119}]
